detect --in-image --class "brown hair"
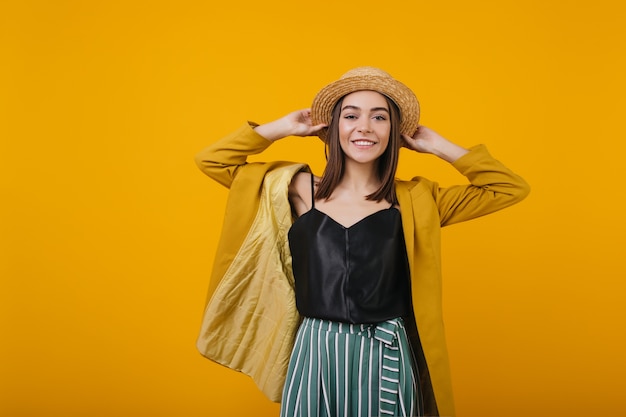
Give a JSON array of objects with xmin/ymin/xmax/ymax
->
[{"xmin": 315, "ymin": 95, "xmax": 402, "ymax": 204}]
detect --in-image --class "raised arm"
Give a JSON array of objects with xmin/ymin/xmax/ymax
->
[
  {"xmin": 194, "ymin": 109, "xmax": 326, "ymax": 188},
  {"xmin": 402, "ymin": 126, "xmax": 530, "ymax": 226},
  {"xmin": 253, "ymin": 109, "xmax": 327, "ymax": 142},
  {"xmin": 402, "ymin": 125, "xmax": 469, "ymax": 163}
]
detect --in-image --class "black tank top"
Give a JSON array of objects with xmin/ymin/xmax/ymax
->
[{"xmin": 288, "ymin": 174, "xmax": 412, "ymax": 324}]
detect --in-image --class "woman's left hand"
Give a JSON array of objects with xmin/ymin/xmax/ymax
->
[
  {"xmin": 402, "ymin": 126, "xmax": 469, "ymax": 163},
  {"xmin": 401, "ymin": 125, "xmax": 442, "ymax": 154}
]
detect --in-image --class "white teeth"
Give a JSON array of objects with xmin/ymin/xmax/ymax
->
[{"xmin": 353, "ymin": 140, "xmax": 375, "ymax": 146}]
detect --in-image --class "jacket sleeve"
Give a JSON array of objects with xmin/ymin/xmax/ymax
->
[
  {"xmin": 424, "ymin": 144, "xmax": 530, "ymax": 226},
  {"xmin": 194, "ymin": 122, "xmax": 273, "ymax": 189}
]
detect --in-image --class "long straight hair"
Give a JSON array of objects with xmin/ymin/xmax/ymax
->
[{"xmin": 315, "ymin": 94, "xmax": 402, "ymax": 204}]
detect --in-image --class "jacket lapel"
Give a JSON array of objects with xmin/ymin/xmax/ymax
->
[{"xmin": 396, "ymin": 181, "xmax": 415, "ymax": 273}]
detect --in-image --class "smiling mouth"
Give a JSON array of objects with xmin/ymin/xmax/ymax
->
[{"xmin": 352, "ymin": 140, "xmax": 377, "ymax": 146}]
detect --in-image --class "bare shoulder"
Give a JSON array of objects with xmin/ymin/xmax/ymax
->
[{"xmin": 289, "ymin": 171, "xmax": 318, "ymax": 215}]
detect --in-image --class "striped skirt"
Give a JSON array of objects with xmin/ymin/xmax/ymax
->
[{"xmin": 280, "ymin": 317, "xmax": 423, "ymax": 417}]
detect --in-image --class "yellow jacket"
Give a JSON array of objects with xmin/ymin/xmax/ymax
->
[{"xmin": 195, "ymin": 123, "xmax": 530, "ymax": 417}]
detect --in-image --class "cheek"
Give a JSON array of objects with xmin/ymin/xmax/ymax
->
[
  {"xmin": 378, "ymin": 124, "xmax": 391, "ymax": 141},
  {"xmin": 380, "ymin": 126, "xmax": 392, "ymax": 150},
  {"xmin": 338, "ymin": 121, "xmax": 352, "ymax": 141},
  {"xmin": 379, "ymin": 138, "xmax": 390, "ymax": 153}
]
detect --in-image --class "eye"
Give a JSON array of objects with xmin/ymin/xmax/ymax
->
[
  {"xmin": 373, "ymin": 115, "xmax": 387, "ymax": 121},
  {"xmin": 343, "ymin": 114, "xmax": 358, "ymax": 120}
]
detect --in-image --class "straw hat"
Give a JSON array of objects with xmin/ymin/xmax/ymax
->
[{"xmin": 311, "ymin": 67, "xmax": 420, "ymax": 141}]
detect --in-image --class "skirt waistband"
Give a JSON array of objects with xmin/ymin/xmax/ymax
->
[{"xmin": 301, "ymin": 317, "xmax": 406, "ymax": 344}]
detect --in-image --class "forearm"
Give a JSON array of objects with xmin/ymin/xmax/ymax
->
[
  {"xmin": 429, "ymin": 139, "xmax": 469, "ymax": 163},
  {"xmin": 195, "ymin": 109, "xmax": 323, "ymax": 188},
  {"xmin": 253, "ymin": 119, "xmax": 293, "ymax": 142},
  {"xmin": 435, "ymin": 145, "xmax": 530, "ymax": 226},
  {"xmin": 254, "ymin": 109, "xmax": 326, "ymax": 141},
  {"xmin": 402, "ymin": 125, "xmax": 469, "ymax": 163},
  {"xmin": 195, "ymin": 122, "xmax": 273, "ymax": 188},
  {"xmin": 452, "ymin": 145, "xmax": 529, "ymax": 195}
]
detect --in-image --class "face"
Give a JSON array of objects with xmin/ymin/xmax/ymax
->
[{"xmin": 338, "ymin": 90, "xmax": 391, "ymax": 166}]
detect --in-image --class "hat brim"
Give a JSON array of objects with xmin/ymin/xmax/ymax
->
[{"xmin": 311, "ymin": 75, "xmax": 420, "ymax": 141}]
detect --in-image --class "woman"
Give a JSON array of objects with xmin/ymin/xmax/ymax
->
[{"xmin": 195, "ymin": 67, "xmax": 530, "ymax": 417}]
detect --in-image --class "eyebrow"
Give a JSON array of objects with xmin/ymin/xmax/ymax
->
[{"xmin": 341, "ymin": 105, "xmax": 389, "ymax": 113}]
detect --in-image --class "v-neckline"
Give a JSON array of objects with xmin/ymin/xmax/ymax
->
[{"xmin": 312, "ymin": 206, "xmax": 397, "ymax": 230}]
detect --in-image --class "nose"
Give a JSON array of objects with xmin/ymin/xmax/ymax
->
[{"xmin": 357, "ymin": 119, "xmax": 372, "ymax": 133}]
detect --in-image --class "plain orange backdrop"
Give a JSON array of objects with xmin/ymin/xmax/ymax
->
[{"xmin": 1, "ymin": 0, "xmax": 625, "ymax": 416}]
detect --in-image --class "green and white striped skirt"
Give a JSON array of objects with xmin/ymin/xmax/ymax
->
[{"xmin": 280, "ymin": 317, "xmax": 423, "ymax": 417}]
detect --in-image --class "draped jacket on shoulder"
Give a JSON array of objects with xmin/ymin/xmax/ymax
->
[{"xmin": 195, "ymin": 123, "xmax": 530, "ymax": 417}]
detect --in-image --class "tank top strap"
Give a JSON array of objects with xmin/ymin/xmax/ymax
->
[{"xmin": 310, "ymin": 173, "xmax": 315, "ymax": 209}]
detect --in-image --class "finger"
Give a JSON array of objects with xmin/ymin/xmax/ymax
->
[
  {"xmin": 309, "ymin": 123, "xmax": 327, "ymax": 134},
  {"xmin": 400, "ymin": 134, "xmax": 413, "ymax": 148}
]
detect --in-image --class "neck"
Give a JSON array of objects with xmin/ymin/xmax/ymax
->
[{"xmin": 338, "ymin": 160, "xmax": 381, "ymax": 195}]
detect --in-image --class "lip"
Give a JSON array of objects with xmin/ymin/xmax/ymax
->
[{"xmin": 351, "ymin": 138, "xmax": 378, "ymax": 147}]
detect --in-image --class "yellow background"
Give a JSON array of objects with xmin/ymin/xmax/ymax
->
[{"xmin": 2, "ymin": 0, "xmax": 625, "ymax": 416}]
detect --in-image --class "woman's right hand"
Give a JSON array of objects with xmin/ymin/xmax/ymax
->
[{"xmin": 254, "ymin": 109, "xmax": 327, "ymax": 142}]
